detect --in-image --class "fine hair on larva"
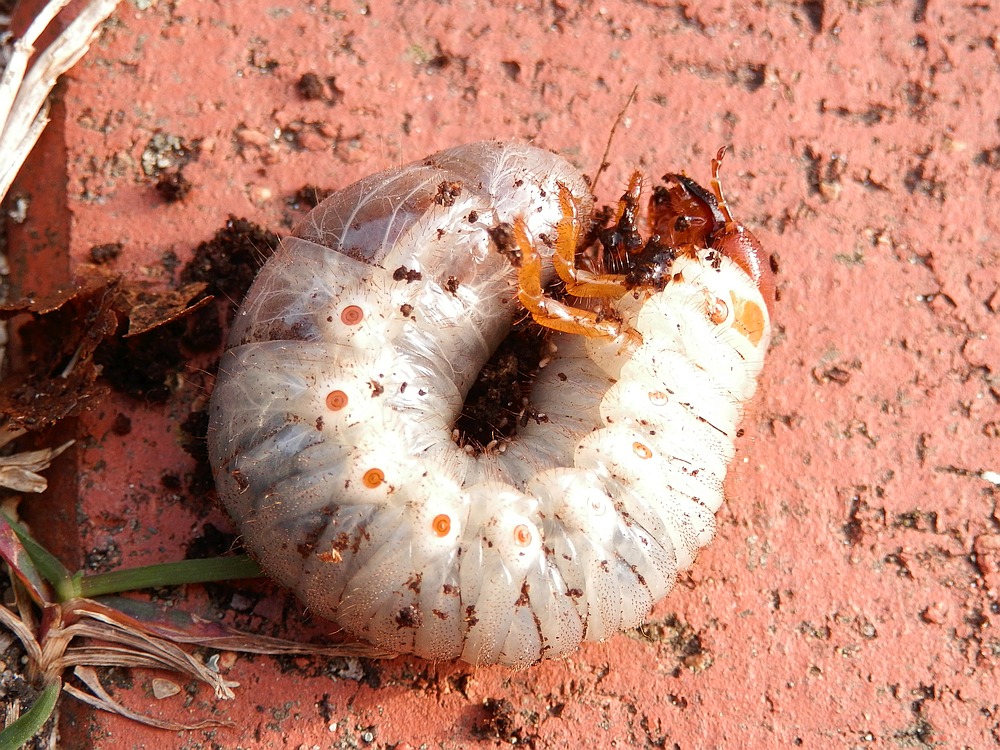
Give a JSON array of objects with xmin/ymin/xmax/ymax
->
[{"xmin": 208, "ymin": 141, "xmax": 773, "ymax": 668}]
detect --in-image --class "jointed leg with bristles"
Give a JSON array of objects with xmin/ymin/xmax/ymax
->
[
  {"xmin": 548, "ymin": 181, "xmax": 638, "ymax": 299},
  {"xmin": 509, "ymin": 200, "xmax": 643, "ymax": 345}
]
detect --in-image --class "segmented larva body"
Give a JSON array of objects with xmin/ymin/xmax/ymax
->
[{"xmin": 208, "ymin": 141, "xmax": 773, "ymax": 668}]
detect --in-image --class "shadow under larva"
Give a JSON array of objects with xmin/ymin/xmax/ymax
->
[{"xmin": 207, "ymin": 141, "xmax": 774, "ymax": 668}]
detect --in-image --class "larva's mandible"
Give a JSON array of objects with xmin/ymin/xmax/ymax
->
[{"xmin": 208, "ymin": 141, "xmax": 774, "ymax": 667}]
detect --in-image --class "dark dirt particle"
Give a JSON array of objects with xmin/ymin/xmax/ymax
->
[
  {"xmin": 812, "ymin": 365, "xmax": 852, "ymax": 385},
  {"xmin": 475, "ymin": 698, "xmax": 517, "ymax": 741},
  {"xmin": 111, "ymin": 412, "xmax": 132, "ymax": 435},
  {"xmin": 185, "ymin": 522, "xmax": 240, "ymax": 560},
  {"xmin": 291, "ymin": 184, "xmax": 334, "ymax": 209},
  {"xmin": 975, "ymin": 147, "xmax": 1000, "ymax": 169},
  {"xmin": 160, "ymin": 472, "xmax": 182, "ymax": 491},
  {"xmin": 844, "ymin": 493, "xmax": 864, "ymax": 546},
  {"xmin": 295, "ymin": 73, "xmax": 344, "ymax": 105},
  {"xmin": 297, "ymin": 72, "xmax": 326, "ymax": 100},
  {"xmin": 488, "ymin": 222, "xmax": 519, "ymax": 262},
  {"xmin": 93, "ymin": 323, "xmax": 182, "ymax": 402},
  {"xmin": 180, "ymin": 216, "xmax": 279, "ymax": 303},
  {"xmin": 181, "ymin": 305, "xmax": 224, "ymax": 352},
  {"xmin": 500, "ymin": 60, "xmax": 521, "ymax": 81},
  {"xmin": 395, "ymin": 605, "xmax": 422, "ymax": 629},
  {"xmin": 392, "ymin": 266, "xmax": 422, "ymax": 282},
  {"xmin": 155, "ymin": 170, "xmax": 192, "ymax": 202},
  {"xmin": 179, "ymin": 217, "xmax": 280, "ymax": 353},
  {"xmin": 632, "ymin": 614, "xmax": 713, "ymax": 675},
  {"xmin": 735, "ymin": 62, "xmax": 766, "ymax": 92},
  {"xmin": 801, "ymin": 0, "xmax": 823, "ymax": 33},
  {"xmin": 434, "ymin": 180, "xmax": 463, "ymax": 206},
  {"xmin": 903, "ymin": 160, "xmax": 945, "ymax": 202},
  {"xmin": 89, "ymin": 242, "xmax": 122, "ymax": 264}
]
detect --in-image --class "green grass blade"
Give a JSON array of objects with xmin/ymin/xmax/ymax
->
[
  {"xmin": 2, "ymin": 514, "xmax": 77, "ymax": 600},
  {"xmin": 75, "ymin": 555, "xmax": 263, "ymax": 598},
  {"xmin": 0, "ymin": 681, "xmax": 61, "ymax": 750}
]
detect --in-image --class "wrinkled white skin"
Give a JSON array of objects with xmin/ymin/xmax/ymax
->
[{"xmin": 208, "ymin": 141, "xmax": 771, "ymax": 667}]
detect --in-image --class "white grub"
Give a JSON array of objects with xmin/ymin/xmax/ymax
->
[{"xmin": 208, "ymin": 142, "xmax": 772, "ymax": 667}]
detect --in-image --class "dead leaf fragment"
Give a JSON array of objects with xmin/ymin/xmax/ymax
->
[{"xmin": 0, "ymin": 440, "xmax": 73, "ymax": 492}]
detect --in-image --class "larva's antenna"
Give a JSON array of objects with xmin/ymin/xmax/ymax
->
[{"xmin": 590, "ymin": 85, "xmax": 638, "ymax": 197}]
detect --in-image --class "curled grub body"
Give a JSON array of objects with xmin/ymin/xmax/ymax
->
[{"xmin": 208, "ymin": 141, "xmax": 772, "ymax": 667}]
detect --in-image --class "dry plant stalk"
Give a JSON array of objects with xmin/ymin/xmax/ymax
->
[{"xmin": 0, "ymin": 0, "xmax": 122, "ymax": 203}]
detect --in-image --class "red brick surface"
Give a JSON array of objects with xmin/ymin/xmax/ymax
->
[{"xmin": 7, "ymin": 1, "xmax": 1000, "ymax": 747}]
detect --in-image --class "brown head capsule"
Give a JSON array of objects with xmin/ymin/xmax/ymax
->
[{"xmin": 651, "ymin": 147, "xmax": 776, "ymax": 317}]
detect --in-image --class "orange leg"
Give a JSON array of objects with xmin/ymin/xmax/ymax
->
[
  {"xmin": 549, "ymin": 183, "xmax": 633, "ymax": 299},
  {"xmin": 510, "ymin": 215, "xmax": 641, "ymax": 345}
]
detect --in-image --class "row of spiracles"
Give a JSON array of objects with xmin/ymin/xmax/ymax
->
[{"xmin": 208, "ymin": 141, "xmax": 774, "ymax": 667}]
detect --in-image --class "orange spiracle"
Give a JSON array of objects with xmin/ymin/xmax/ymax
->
[
  {"xmin": 340, "ymin": 305, "xmax": 365, "ymax": 325},
  {"xmin": 632, "ymin": 442, "xmax": 653, "ymax": 459},
  {"xmin": 432, "ymin": 514, "xmax": 452, "ymax": 537},
  {"xmin": 512, "ymin": 524, "xmax": 532, "ymax": 547},
  {"xmin": 362, "ymin": 468, "xmax": 385, "ymax": 488},
  {"xmin": 326, "ymin": 390, "xmax": 348, "ymax": 410},
  {"xmin": 707, "ymin": 296, "xmax": 729, "ymax": 325}
]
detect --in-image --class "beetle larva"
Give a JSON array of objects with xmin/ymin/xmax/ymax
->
[{"xmin": 208, "ymin": 141, "xmax": 773, "ymax": 667}]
